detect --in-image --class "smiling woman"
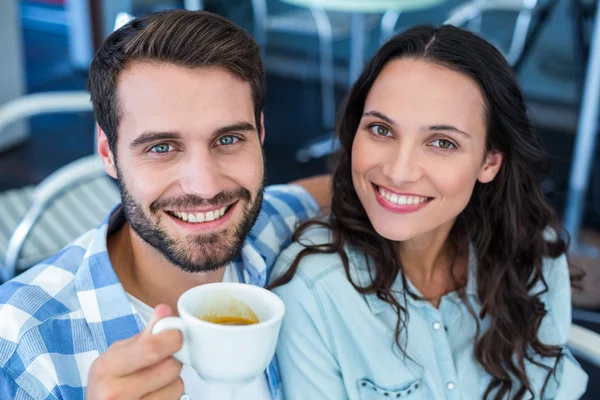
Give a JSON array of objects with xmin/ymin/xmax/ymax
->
[{"xmin": 270, "ymin": 24, "xmax": 588, "ymax": 400}]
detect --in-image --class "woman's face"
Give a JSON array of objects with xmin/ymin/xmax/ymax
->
[{"xmin": 351, "ymin": 58, "xmax": 502, "ymax": 243}]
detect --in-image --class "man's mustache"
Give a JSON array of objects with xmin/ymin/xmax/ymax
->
[{"xmin": 150, "ymin": 188, "xmax": 252, "ymax": 212}]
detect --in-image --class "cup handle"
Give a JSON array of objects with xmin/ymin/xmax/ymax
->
[{"xmin": 151, "ymin": 316, "xmax": 192, "ymax": 365}]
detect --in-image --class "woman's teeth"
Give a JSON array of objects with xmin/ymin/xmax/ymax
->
[
  {"xmin": 169, "ymin": 207, "xmax": 228, "ymax": 223},
  {"xmin": 378, "ymin": 187, "xmax": 429, "ymax": 205}
]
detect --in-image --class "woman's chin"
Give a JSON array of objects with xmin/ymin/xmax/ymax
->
[{"xmin": 372, "ymin": 224, "xmax": 421, "ymax": 243}]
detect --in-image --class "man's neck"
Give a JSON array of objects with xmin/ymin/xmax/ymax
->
[{"xmin": 107, "ymin": 222, "xmax": 226, "ymax": 314}]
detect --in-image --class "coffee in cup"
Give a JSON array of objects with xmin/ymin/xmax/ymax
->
[
  {"xmin": 197, "ymin": 296, "xmax": 259, "ymax": 325},
  {"xmin": 152, "ymin": 282, "xmax": 285, "ymax": 387}
]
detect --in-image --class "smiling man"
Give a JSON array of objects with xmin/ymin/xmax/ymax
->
[{"xmin": 0, "ymin": 10, "xmax": 329, "ymax": 400}]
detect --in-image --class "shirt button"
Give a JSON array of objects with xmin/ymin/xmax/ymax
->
[
  {"xmin": 181, "ymin": 395, "xmax": 191, "ymax": 400},
  {"xmin": 432, "ymin": 321, "xmax": 442, "ymax": 331},
  {"xmin": 446, "ymin": 382, "xmax": 455, "ymax": 391}
]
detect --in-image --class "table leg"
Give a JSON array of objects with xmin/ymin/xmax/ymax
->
[
  {"xmin": 184, "ymin": 0, "xmax": 204, "ymax": 11},
  {"xmin": 349, "ymin": 13, "xmax": 366, "ymax": 85},
  {"xmin": 564, "ymin": 0, "xmax": 600, "ymax": 249}
]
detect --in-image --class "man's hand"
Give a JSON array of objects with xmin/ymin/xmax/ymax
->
[{"xmin": 87, "ymin": 304, "xmax": 185, "ymax": 399}]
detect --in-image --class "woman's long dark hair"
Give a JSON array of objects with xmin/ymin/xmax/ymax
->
[{"xmin": 271, "ymin": 25, "xmax": 574, "ymax": 399}]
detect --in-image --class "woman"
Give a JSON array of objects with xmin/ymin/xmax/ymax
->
[{"xmin": 270, "ymin": 25, "xmax": 588, "ymax": 399}]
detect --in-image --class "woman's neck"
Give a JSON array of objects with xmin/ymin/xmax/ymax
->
[{"xmin": 398, "ymin": 225, "xmax": 467, "ymax": 306}]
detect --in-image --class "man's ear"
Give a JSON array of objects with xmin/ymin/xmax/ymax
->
[
  {"xmin": 477, "ymin": 151, "xmax": 503, "ymax": 183},
  {"xmin": 259, "ymin": 112, "xmax": 265, "ymax": 145},
  {"xmin": 97, "ymin": 124, "xmax": 118, "ymax": 179}
]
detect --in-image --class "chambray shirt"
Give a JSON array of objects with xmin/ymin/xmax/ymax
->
[
  {"xmin": 272, "ymin": 227, "xmax": 589, "ymax": 400},
  {"xmin": 0, "ymin": 184, "xmax": 319, "ymax": 400}
]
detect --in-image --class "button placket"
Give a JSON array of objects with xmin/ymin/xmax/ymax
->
[{"xmin": 427, "ymin": 309, "xmax": 458, "ymax": 399}]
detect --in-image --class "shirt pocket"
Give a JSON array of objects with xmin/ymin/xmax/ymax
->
[{"xmin": 357, "ymin": 378, "xmax": 422, "ymax": 400}]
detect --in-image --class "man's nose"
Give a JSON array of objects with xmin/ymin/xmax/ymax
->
[{"xmin": 179, "ymin": 150, "xmax": 224, "ymax": 200}]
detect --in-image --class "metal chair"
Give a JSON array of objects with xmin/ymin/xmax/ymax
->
[
  {"xmin": 568, "ymin": 323, "xmax": 600, "ymax": 368},
  {"xmin": 0, "ymin": 93, "xmax": 120, "ymax": 283},
  {"xmin": 444, "ymin": 0, "xmax": 558, "ymax": 70},
  {"xmin": 251, "ymin": 0, "xmax": 380, "ymax": 132}
]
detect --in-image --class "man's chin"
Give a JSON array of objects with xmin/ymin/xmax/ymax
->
[
  {"xmin": 163, "ymin": 234, "xmax": 244, "ymax": 273},
  {"xmin": 169, "ymin": 252, "xmax": 237, "ymax": 274}
]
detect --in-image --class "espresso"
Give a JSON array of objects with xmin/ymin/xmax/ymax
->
[
  {"xmin": 197, "ymin": 297, "xmax": 260, "ymax": 326},
  {"xmin": 201, "ymin": 314, "xmax": 259, "ymax": 325}
]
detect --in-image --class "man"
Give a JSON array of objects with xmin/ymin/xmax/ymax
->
[{"xmin": 0, "ymin": 10, "xmax": 329, "ymax": 400}]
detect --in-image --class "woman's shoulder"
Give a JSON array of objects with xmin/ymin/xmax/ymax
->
[
  {"xmin": 539, "ymin": 226, "xmax": 570, "ymax": 294},
  {"xmin": 534, "ymin": 249, "xmax": 571, "ymax": 343}
]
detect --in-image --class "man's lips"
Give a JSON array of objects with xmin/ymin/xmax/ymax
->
[{"xmin": 165, "ymin": 201, "xmax": 237, "ymax": 224}]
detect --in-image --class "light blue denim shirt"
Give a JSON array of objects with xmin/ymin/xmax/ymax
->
[{"xmin": 271, "ymin": 227, "xmax": 588, "ymax": 400}]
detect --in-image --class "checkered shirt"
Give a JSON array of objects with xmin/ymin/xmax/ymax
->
[{"xmin": 0, "ymin": 184, "xmax": 320, "ymax": 400}]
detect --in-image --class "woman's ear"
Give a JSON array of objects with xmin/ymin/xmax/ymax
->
[{"xmin": 477, "ymin": 151, "xmax": 503, "ymax": 183}]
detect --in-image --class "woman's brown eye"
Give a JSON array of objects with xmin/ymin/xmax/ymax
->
[
  {"xmin": 372, "ymin": 125, "xmax": 390, "ymax": 136},
  {"xmin": 431, "ymin": 139, "xmax": 455, "ymax": 150}
]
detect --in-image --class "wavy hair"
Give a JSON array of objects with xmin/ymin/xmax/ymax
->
[{"xmin": 271, "ymin": 25, "xmax": 575, "ymax": 399}]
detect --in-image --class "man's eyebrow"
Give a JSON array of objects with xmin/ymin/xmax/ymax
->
[
  {"xmin": 130, "ymin": 131, "xmax": 182, "ymax": 149},
  {"xmin": 425, "ymin": 124, "xmax": 472, "ymax": 138},
  {"xmin": 129, "ymin": 122, "xmax": 257, "ymax": 150},
  {"xmin": 362, "ymin": 110, "xmax": 397, "ymax": 127},
  {"xmin": 212, "ymin": 122, "xmax": 257, "ymax": 138}
]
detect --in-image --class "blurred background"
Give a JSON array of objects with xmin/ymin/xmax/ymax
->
[{"xmin": 0, "ymin": 0, "xmax": 599, "ymax": 397}]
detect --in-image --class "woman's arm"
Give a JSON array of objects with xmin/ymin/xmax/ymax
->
[{"xmin": 273, "ymin": 264, "xmax": 348, "ymax": 400}]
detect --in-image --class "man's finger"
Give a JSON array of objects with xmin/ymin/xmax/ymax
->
[
  {"xmin": 126, "ymin": 356, "xmax": 183, "ymax": 398},
  {"xmin": 99, "ymin": 305, "xmax": 180, "ymax": 376},
  {"xmin": 141, "ymin": 378, "xmax": 185, "ymax": 400},
  {"xmin": 142, "ymin": 304, "xmax": 174, "ymax": 336}
]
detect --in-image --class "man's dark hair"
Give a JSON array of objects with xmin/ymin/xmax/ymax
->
[{"xmin": 88, "ymin": 10, "xmax": 265, "ymax": 153}]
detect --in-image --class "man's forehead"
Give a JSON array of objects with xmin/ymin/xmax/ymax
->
[{"xmin": 116, "ymin": 62, "xmax": 256, "ymax": 141}]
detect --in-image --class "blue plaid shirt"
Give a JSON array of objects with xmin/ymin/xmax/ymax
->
[{"xmin": 0, "ymin": 184, "xmax": 320, "ymax": 400}]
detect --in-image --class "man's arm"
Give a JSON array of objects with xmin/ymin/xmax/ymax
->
[
  {"xmin": 0, "ymin": 367, "xmax": 35, "ymax": 400},
  {"xmin": 291, "ymin": 174, "xmax": 332, "ymax": 211}
]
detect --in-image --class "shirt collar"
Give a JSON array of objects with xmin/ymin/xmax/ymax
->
[
  {"xmin": 71, "ymin": 205, "xmax": 281, "ymax": 398},
  {"xmin": 73, "ymin": 204, "xmax": 271, "ymax": 342},
  {"xmin": 73, "ymin": 205, "xmax": 143, "ymax": 351},
  {"xmin": 349, "ymin": 242, "xmax": 479, "ymax": 315}
]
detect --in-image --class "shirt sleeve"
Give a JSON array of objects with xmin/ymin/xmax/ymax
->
[
  {"xmin": 248, "ymin": 184, "xmax": 321, "ymax": 269},
  {"xmin": 0, "ymin": 367, "xmax": 36, "ymax": 400},
  {"xmin": 272, "ymin": 257, "xmax": 348, "ymax": 400},
  {"xmin": 534, "ymin": 253, "xmax": 589, "ymax": 399}
]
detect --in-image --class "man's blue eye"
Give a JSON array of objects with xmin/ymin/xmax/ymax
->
[
  {"xmin": 219, "ymin": 136, "xmax": 239, "ymax": 146},
  {"xmin": 150, "ymin": 143, "xmax": 172, "ymax": 153}
]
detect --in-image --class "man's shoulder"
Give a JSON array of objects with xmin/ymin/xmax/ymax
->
[
  {"xmin": 244, "ymin": 184, "xmax": 320, "ymax": 271},
  {"xmin": 260, "ymin": 184, "xmax": 320, "ymax": 224},
  {"xmin": 0, "ymin": 230, "xmax": 97, "ymax": 367}
]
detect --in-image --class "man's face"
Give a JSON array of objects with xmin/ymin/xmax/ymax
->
[{"xmin": 99, "ymin": 62, "xmax": 265, "ymax": 273}]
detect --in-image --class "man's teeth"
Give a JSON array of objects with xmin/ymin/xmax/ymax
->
[
  {"xmin": 378, "ymin": 187, "xmax": 429, "ymax": 205},
  {"xmin": 171, "ymin": 207, "xmax": 228, "ymax": 223}
]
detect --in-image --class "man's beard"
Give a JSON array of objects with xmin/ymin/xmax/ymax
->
[{"xmin": 116, "ymin": 173, "xmax": 264, "ymax": 274}]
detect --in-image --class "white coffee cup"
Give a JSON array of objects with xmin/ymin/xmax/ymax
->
[{"xmin": 152, "ymin": 282, "xmax": 285, "ymax": 387}]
